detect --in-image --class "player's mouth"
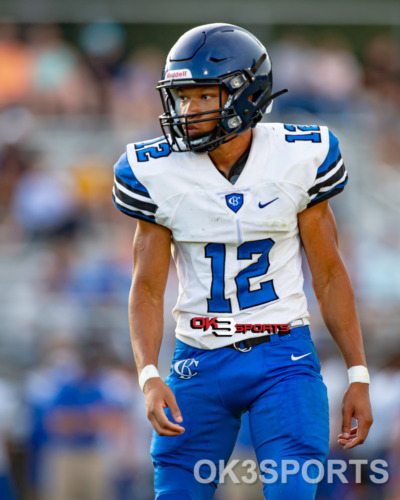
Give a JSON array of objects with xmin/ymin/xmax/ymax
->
[{"xmin": 187, "ymin": 126, "xmax": 203, "ymax": 136}]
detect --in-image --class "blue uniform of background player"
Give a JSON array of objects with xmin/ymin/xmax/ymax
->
[{"xmin": 112, "ymin": 23, "xmax": 373, "ymax": 500}]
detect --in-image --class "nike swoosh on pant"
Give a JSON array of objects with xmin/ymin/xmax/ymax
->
[{"xmin": 291, "ymin": 352, "xmax": 312, "ymax": 361}]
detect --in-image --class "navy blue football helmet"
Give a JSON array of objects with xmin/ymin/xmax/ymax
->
[{"xmin": 157, "ymin": 23, "xmax": 287, "ymax": 153}]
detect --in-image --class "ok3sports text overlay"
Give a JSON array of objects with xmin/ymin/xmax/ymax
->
[
  {"xmin": 193, "ymin": 458, "xmax": 389, "ymax": 485},
  {"xmin": 190, "ymin": 317, "xmax": 289, "ymax": 337}
]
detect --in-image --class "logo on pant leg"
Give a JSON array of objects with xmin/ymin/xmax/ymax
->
[{"xmin": 173, "ymin": 359, "xmax": 199, "ymax": 379}]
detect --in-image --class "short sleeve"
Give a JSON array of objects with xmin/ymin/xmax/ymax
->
[
  {"xmin": 307, "ymin": 130, "xmax": 348, "ymax": 208},
  {"xmin": 112, "ymin": 152, "xmax": 158, "ymax": 223}
]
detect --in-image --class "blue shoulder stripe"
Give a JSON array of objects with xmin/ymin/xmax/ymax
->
[
  {"xmin": 115, "ymin": 174, "xmax": 152, "ymax": 199},
  {"xmin": 113, "ymin": 152, "xmax": 151, "ymax": 198},
  {"xmin": 316, "ymin": 130, "xmax": 340, "ymax": 176}
]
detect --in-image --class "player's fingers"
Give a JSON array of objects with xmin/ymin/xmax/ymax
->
[
  {"xmin": 151, "ymin": 399, "xmax": 185, "ymax": 434},
  {"xmin": 148, "ymin": 409, "xmax": 185, "ymax": 436},
  {"xmin": 339, "ymin": 415, "xmax": 373, "ymax": 449},
  {"xmin": 338, "ymin": 434, "xmax": 356, "ymax": 442},
  {"xmin": 342, "ymin": 435, "xmax": 363, "ymax": 450},
  {"xmin": 338, "ymin": 426, "xmax": 358, "ymax": 439},
  {"xmin": 150, "ymin": 421, "xmax": 183, "ymax": 436},
  {"xmin": 355, "ymin": 414, "xmax": 373, "ymax": 443},
  {"xmin": 341, "ymin": 401, "xmax": 353, "ymax": 439},
  {"xmin": 338, "ymin": 428, "xmax": 358, "ymax": 447},
  {"xmin": 144, "ymin": 380, "xmax": 185, "ymax": 435},
  {"xmin": 165, "ymin": 390, "xmax": 183, "ymax": 424}
]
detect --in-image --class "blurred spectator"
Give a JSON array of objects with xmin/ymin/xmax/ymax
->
[
  {"xmin": 27, "ymin": 24, "xmax": 98, "ymax": 115},
  {"xmin": 377, "ymin": 124, "xmax": 400, "ymax": 169},
  {"xmin": 270, "ymin": 33, "xmax": 316, "ymax": 115},
  {"xmin": 101, "ymin": 362, "xmax": 153, "ymax": 500},
  {"xmin": 307, "ymin": 35, "xmax": 362, "ymax": 117},
  {"xmin": 271, "ymin": 33, "xmax": 362, "ymax": 119},
  {"xmin": 23, "ymin": 341, "xmax": 82, "ymax": 498},
  {"xmin": 0, "ymin": 143, "xmax": 31, "ymax": 213},
  {"xmin": 362, "ymin": 36, "xmax": 400, "ymax": 172},
  {"xmin": 24, "ymin": 340, "xmax": 135, "ymax": 500},
  {"xmin": 111, "ymin": 46, "xmax": 166, "ymax": 137},
  {"xmin": 71, "ymin": 156, "xmax": 115, "ymax": 219},
  {"xmin": 79, "ymin": 22, "xmax": 126, "ymax": 114},
  {"xmin": 10, "ymin": 159, "xmax": 82, "ymax": 241},
  {"xmin": 363, "ymin": 35, "xmax": 400, "ymax": 109},
  {"xmin": 0, "ymin": 22, "xmax": 32, "ymax": 110},
  {"xmin": 0, "ymin": 105, "xmax": 35, "ymax": 148}
]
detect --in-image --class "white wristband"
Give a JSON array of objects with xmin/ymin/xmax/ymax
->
[
  {"xmin": 348, "ymin": 365, "xmax": 370, "ymax": 384},
  {"xmin": 139, "ymin": 365, "xmax": 160, "ymax": 391}
]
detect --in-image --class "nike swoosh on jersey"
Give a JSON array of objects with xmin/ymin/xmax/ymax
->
[
  {"xmin": 291, "ymin": 352, "xmax": 312, "ymax": 361},
  {"xmin": 258, "ymin": 197, "xmax": 279, "ymax": 208}
]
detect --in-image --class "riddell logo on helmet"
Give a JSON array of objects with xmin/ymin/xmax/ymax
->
[{"xmin": 165, "ymin": 69, "xmax": 193, "ymax": 79}]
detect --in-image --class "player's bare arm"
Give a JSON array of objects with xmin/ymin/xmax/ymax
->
[
  {"xmin": 129, "ymin": 220, "xmax": 184, "ymax": 436},
  {"xmin": 298, "ymin": 200, "xmax": 373, "ymax": 449}
]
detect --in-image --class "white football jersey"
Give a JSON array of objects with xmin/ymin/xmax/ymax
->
[{"xmin": 113, "ymin": 123, "xmax": 348, "ymax": 349}]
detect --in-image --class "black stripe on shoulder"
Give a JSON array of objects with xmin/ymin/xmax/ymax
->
[
  {"xmin": 308, "ymin": 164, "xmax": 347, "ymax": 197},
  {"xmin": 114, "ymin": 174, "xmax": 151, "ymax": 199},
  {"xmin": 112, "ymin": 196, "xmax": 156, "ymax": 222},
  {"xmin": 307, "ymin": 178, "xmax": 348, "ymax": 208},
  {"xmin": 114, "ymin": 185, "xmax": 157, "ymax": 213},
  {"xmin": 316, "ymin": 154, "xmax": 343, "ymax": 179}
]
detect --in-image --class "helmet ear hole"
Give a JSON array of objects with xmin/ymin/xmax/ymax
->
[{"xmin": 252, "ymin": 90, "xmax": 262, "ymax": 102}]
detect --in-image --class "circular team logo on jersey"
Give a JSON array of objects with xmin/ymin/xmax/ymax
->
[
  {"xmin": 173, "ymin": 358, "xmax": 199, "ymax": 379},
  {"xmin": 226, "ymin": 193, "xmax": 244, "ymax": 213}
]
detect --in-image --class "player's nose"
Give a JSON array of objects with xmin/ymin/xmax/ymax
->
[{"xmin": 182, "ymin": 98, "xmax": 201, "ymax": 116}]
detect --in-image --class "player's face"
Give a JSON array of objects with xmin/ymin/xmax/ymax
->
[{"xmin": 177, "ymin": 86, "xmax": 228, "ymax": 136}]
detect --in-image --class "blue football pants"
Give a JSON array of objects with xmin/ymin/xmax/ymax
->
[{"xmin": 151, "ymin": 326, "xmax": 329, "ymax": 500}]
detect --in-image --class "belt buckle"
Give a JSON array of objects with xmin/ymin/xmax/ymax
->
[{"xmin": 233, "ymin": 342, "xmax": 252, "ymax": 352}]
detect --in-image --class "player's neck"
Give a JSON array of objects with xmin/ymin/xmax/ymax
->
[{"xmin": 208, "ymin": 129, "xmax": 252, "ymax": 177}]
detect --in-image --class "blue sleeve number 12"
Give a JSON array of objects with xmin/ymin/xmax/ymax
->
[
  {"xmin": 284, "ymin": 124, "xmax": 321, "ymax": 143},
  {"xmin": 135, "ymin": 138, "xmax": 171, "ymax": 162},
  {"xmin": 205, "ymin": 238, "xmax": 278, "ymax": 313}
]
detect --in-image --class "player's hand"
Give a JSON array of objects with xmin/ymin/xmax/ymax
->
[
  {"xmin": 338, "ymin": 382, "xmax": 373, "ymax": 449},
  {"xmin": 143, "ymin": 378, "xmax": 185, "ymax": 436}
]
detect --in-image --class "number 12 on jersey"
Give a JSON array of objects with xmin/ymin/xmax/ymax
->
[{"xmin": 205, "ymin": 238, "xmax": 278, "ymax": 313}]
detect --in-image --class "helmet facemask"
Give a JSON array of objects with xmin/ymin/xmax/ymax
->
[{"xmin": 158, "ymin": 81, "xmax": 240, "ymax": 153}]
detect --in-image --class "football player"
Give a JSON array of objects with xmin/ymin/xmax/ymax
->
[{"xmin": 112, "ymin": 23, "xmax": 373, "ymax": 500}]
